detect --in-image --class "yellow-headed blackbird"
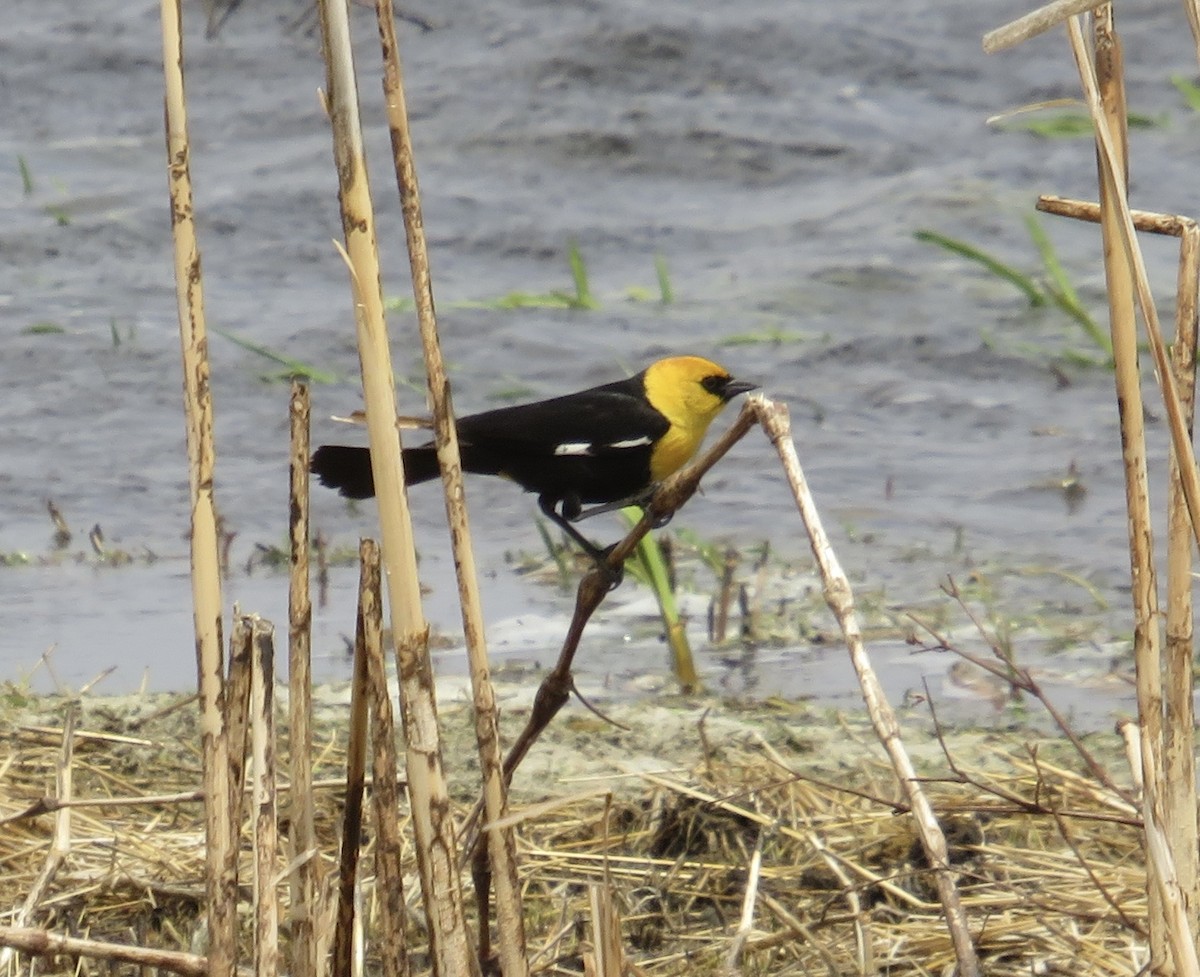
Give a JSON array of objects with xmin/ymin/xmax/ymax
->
[{"xmin": 310, "ymin": 355, "xmax": 756, "ymax": 560}]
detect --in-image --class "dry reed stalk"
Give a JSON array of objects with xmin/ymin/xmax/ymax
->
[
  {"xmin": 369, "ymin": 2, "xmax": 525, "ymax": 968},
  {"xmin": 754, "ymin": 397, "xmax": 982, "ymax": 977},
  {"xmin": 313, "ymin": 0, "xmax": 474, "ymax": 968},
  {"xmin": 251, "ymin": 618, "xmax": 280, "ymax": 977},
  {"xmin": 0, "ymin": 927, "xmax": 208, "ymax": 977},
  {"xmin": 1066, "ymin": 13, "xmax": 1190, "ymax": 973},
  {"xmin": 159, "ymin": 1, "xmax": 234, "ymax": 973},
  {"xmin": 333, "ymin": 545, "xmax": 375, "ymax": 977},
  {"xmin": 1165, "ymin": 223, "xmax": 1199, "ymax": 936},
  {"xmin": 359, "ymin": 539, "xmax": 411, "ymax": 977},
  {"xmin": 287, "ymin": 381, "xmax": 318, "ymax": 977}
]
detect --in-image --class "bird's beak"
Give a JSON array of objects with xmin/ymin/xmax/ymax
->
[{"xmin": 722, "ymin": 378, "xmax": 758, "ymax": 400}]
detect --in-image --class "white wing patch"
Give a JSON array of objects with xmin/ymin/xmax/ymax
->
[
  {"xmin": 607, "ymin": 436, "xmax": 653, "ymax": 450},
  {"xmin": 553, "ymin": 435, "xmax": 652, "ymax": 457}
]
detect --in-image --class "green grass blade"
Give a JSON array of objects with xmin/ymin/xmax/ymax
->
[
  {"xmin": 1024, "ymin": 214, "xmax": 1112, "ymax": 361},
  {"xmin": 566, "ymin": 241, "xmax": 598, "ymax": 309},
  {"xmin": 621, "ymin": 508, "xmax": 700, "ymax": 691},
  {"xmin": 914, "ymin": 229, "xmax": 1045, "ymax": 306},
  {"xmin": 1172, "ymin": 74, "xmax": 1200, "ymax": 111},
  {"xmin": 212, "ymin": 328, "xmax": 338, "ymax": 384},
  {"xmin": 17, "ymin": 155, "xmax": 34, "ymax": 196},
  {"xmin": 654, "ymin": 254, "xmax": 673, "ymax": 304}
]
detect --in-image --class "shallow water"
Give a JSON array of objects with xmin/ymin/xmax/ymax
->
[{"xmin": 2, "ymin": 0, "xmax": 1195, "ymax": 729}]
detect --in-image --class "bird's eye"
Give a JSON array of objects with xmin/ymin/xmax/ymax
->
[{"xmin": 701, "ymin": 374, "xmax": 728, "ymax": 396}]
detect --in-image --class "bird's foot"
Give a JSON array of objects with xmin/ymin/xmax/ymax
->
[{"xmin": 591, "ymin": 543, "xmax": 625, "ymax": 590}]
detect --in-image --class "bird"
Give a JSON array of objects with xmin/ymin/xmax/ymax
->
[{"xmin": 310, "ymin": 355, "xmax": 757, "ymax": 564}]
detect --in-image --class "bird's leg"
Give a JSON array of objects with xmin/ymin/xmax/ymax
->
[
  {"xmin": 573, "ymin": 486, "xmax": 674, "ymax": 530},
  {"xmin": 539, "ymin": 495, "xmax": 623, "ymax": 587},
  {"xmin": 572, "ymin": 484, "xmax": 662, "ymax": 522}
]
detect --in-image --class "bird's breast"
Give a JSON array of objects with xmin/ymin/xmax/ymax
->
[{"xmin": 648, "ymin": 424, "xmax": 705, "ymax": 482}]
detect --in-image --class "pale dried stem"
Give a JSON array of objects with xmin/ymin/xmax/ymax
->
[
  {"xmin": 287, "ymin": 381, "xmax": 318, "ymax": 977},
  {"xmin": 0, "ymin": 927, "xmax": 207, "ymax": 977},
  {"xmin": 250, "ymin": 619, "xmax": 279, "ymax": 977},
  {"xmin": 360, "ymin": 538, "xmax": 411, "ymax": 977},
  {"xmin": 755, "ymin": 396, "xmax": 981, "ymax": 977},
  {"xmin": 159, "ymin": 1, "xmax": 233, "ymax": 971},
  {"xmin": 1165, "ymin": 224, "xmax": 1200, "ymax": 936},
  {"xmin": 370, "ymin": 0, "xmax": 524, "ymax": 969},
  {"xmin": 314, "ymin": 0, "xmax": 474, "ymax": 969}
]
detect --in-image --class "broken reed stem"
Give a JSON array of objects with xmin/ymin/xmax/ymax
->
[
  {"xmin": 287, "ymin": 381, "xmax": 318, "ymax": 977},
  {"xmin": 755, "ymin": 396, "xmax": 982, "ymax": 977},
  {"xmin": 370, "ymin": 0, "xmax": 525, "ymax": 969},
  {"xmin": 1165, "ymin": 224, "xmax": 1200, "ymax": 936},
  {"xmin": 251, "ymin": 619, "xmax": 280, "ymax": 977},
  {"xmin": 359, "ymin": 538, "xmax": 411, "ymax": 977},
  {"xmin": 159, "ymin": 1, "xmax": 233, "ymax": 973},
  {"xmin": 333, "ymin": 547, "xmax": 375, "ymax": 977},
  {"xmin": 1037, "ymin": 195, "xmax": 1198, "ymax": 236},
  {"xmin": 314, "ymin": 0, "xmax": 473, "ymax": 970},
  {"xmin": 0, "ymin": 927, "xmax": 207, "ymax": 977},
  {"xmin": 225, "ymin": 615, "xmax": 253, "ymax": 833},
  {"xmin": 982, "ymin": 0, "xmax": 1105, "ymax": 52}
]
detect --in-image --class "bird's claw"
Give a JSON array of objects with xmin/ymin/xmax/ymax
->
[{"xmin": 594, "ymin": 543, "xmax": 624, "ymax": 591}]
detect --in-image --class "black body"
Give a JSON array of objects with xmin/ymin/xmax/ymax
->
[{"xmin": 310, "ymin": 372, "xmax": 668, "ymax": 507}]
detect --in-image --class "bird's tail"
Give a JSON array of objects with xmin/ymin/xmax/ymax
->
[{"xmin": 310, "ymin": 444, "xmax": 440, "ymax": 500}]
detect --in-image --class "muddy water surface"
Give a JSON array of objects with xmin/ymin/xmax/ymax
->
[{"xmin": 3, "ymin": 0, "xmax": 1197, "ymax": 728}]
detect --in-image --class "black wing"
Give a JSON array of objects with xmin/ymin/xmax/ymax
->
[{"xmin": 455, "ymin": 376, "xmax": 669, "ymax": 458}]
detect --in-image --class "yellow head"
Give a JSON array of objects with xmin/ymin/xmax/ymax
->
[{"xmin": 642, "ymin": 356, "xmax": 757, "ymax": 481}]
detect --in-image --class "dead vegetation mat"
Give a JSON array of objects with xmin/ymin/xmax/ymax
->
[{"xmin": 0, "ymin": 689, "xmax": 1146, "ymax": 975}]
